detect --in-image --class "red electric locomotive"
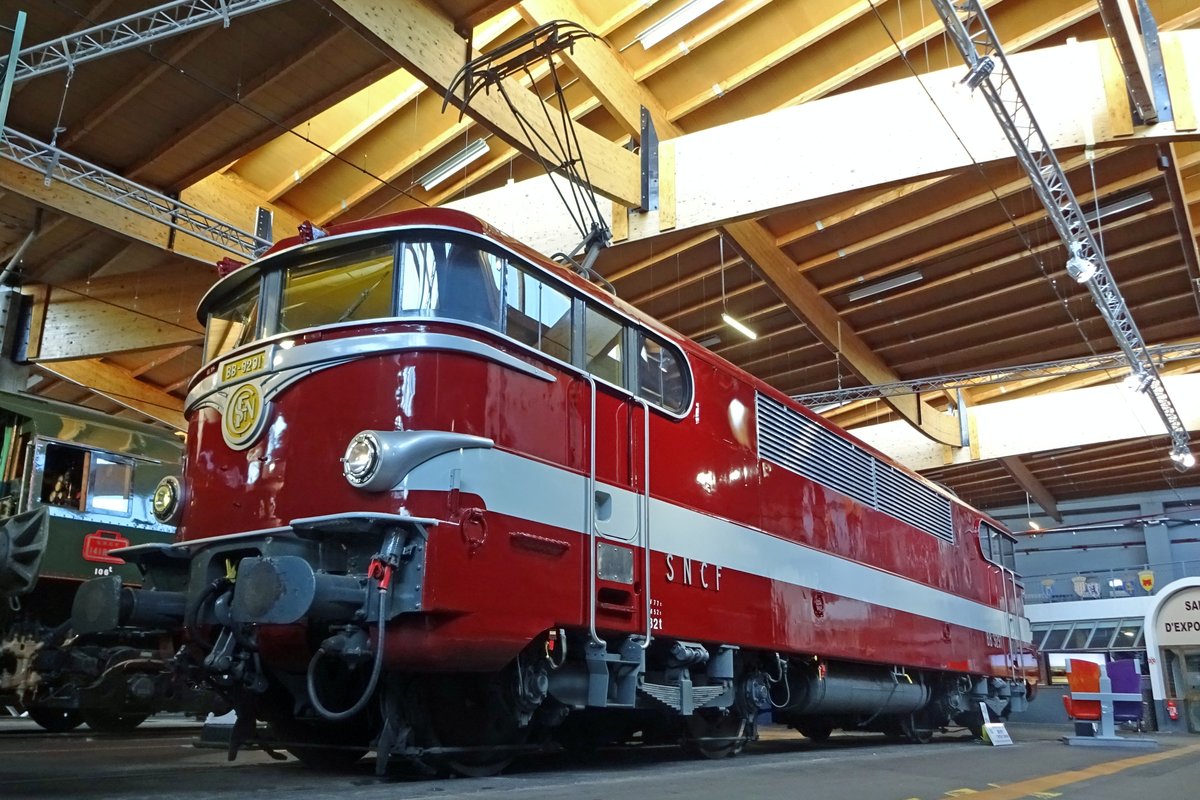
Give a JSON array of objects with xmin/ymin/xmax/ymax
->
[{"xmin": 73, "ymin": 208, "xmax": 1035, "ymax": 773}]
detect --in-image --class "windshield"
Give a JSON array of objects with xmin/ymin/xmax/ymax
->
[
  {"xmin": 279, "ymin": 244, "xmax": 395, "ymax": 333},
  {"xmin": 398, "ymin": 237, "xmax": 504, "ymax": 330},
  {"xmin": 204, "ymin": 283, "xmax": 260, "ymax": 363}
]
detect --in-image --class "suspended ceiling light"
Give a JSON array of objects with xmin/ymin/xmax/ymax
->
[
  {"xmin": 1170, "ymin": 446, "xmax": 1196, "ymax": 471},
  {"xmin": 1064, "ymin": 242, "xmax": 1097, "ymax": 283},
  {"xmin": 717, "ymin": 234, "xmax": 757, "ymax": 340},
  {"xmin": 1083, "ymin": 191, "xmax": 1154, "ymax": 224},
  {"xmin": 638, "ymin": 0, "xmax": 723, "ymax": 48},
  {"xmin": 846, "ymin": 270, "xmax": 923, "ymax": 302},
  {"xmin": 419, "ymin": 138, "xmax": 490, "ymax": 191},
  {"xmin": 1122, "ymin": 369, "xmax": 1152, "ymax": 393},
  {"xmin": 696, "ymin": 334, "xmax": 722, "ymax": 348},
  {"xmin": 722, "ymin": 312, "xmax": 757, "ymax": 340}
]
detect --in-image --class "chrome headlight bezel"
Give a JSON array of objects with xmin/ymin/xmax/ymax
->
[
  {"xmin": 151, "ymin": 475, "xmax": 183, "ymax": 525},
  {"xmin": 342, "ymin": 432, "xmax": 381, "ymax": 487}
]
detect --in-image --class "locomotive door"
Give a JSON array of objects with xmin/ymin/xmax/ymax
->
[{"xmin": 581, "ymin": 309, "xmax": 650, "ymax": 645}]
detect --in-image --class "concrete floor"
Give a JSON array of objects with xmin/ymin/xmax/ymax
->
[{"xmin": 0, "ymin": 717, "xmax": 1196, "ymax": 800}]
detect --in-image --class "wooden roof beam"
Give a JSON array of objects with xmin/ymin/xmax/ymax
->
[
  {"xmin": 448, "ymin": 31, "xmax": 1200, "ymax": 256},
  {"xmin": 233, "ymin": 9, "xmax": 523, "ymax": 203},
  {"xmin": 22, "ymin": 266, "xmax": 209, "ymax": 362},
  {"xmin": 855, "ymin": 373, "xmax": 1200, "ymax": 472},
  {"xmin": 1097, "ymin": 0, "xmax": 1157, "ymax": 122},
  {"xmin": 37, "ymin": 359, "xmax": 185, "ymax": 430},
  {"xmin": 327, "ymin": 0, "xmax": 641, "ymax": 207},
  {"xmin": 999, "ymin": 455, "xmax": 1063, "ymax": 522}
]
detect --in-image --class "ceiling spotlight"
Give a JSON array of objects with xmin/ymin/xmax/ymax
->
[
  {"xmin": 1122, "ymin": 370, "xmax": 1152, "ymax": 393},
  {"xmin": 1065, "ymin": 253, "xmax": 1097, "ymax": 283},
  {"xmin": 1170, "ymin": 447, "xmax": 1196, "ymax": 471}
]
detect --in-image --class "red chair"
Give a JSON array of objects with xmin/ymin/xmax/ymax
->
[{"xmin": 1061, "ymin": 659, "xmax": 1101, "ymax": 721}]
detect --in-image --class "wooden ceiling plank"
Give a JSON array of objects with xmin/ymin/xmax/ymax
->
[
  {"xmin": 851, "ymin": 227, "xmax": 1179, "ymax": 339},
  {"xmin": 794, "ymin": 149, "xmax": 1113, "ymax": 275},
  {"xmin": 38, "ymin": 359, "xmax": 186, "ymax": 430},
  {"xmin": 327, "ymin": 0, "xmax": 640, "ymax": 206},
  {"xmin": 449, "ymin": 31, "xmax": 1200, "ymax": 256},
  {"xmin": 60, "ymin": 27, "xmax": 219, "ymax": 151},
  {"xmin": 129, "ymin": 345, "xmax": 196, "ymax": 379},
  {"xmin": 238, "ymin": 9, "xmax": 523, "ymax": 202},
  {"xmin": 629, "ymin": 0, "xmax": 775, "ymax": 83},
  {"xmin": 663, "ymin": 0, "xmax": 884, "ymax": 122},
  {"xmin": 820, "ymin": 160, "xmax": 1179, "ymax": 299},
  {"xmin": 999, "ymin": 455, "xmax": 1063, "ymax": 522}
]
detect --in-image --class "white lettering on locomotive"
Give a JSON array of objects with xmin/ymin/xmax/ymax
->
[{"xmin": 664, "ymin": 553, "xmax": 721, "ymax": 591}]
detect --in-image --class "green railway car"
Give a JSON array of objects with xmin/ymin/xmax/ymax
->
[{"xmin": 0, "ymin": 391, "xmax": 215, "ymax": 731}]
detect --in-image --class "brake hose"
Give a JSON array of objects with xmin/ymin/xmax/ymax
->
[{"xmin": 305, "ymin": 579, "xmax": 388, "ymax": 721}]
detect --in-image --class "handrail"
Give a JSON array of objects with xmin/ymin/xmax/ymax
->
[
  {"xmin": 634, "ymin": 397, "xmax": 652, "ymax": 649},
  {"xmin": 585, "ymin": 374, "xmax": 604, "ymax": 647}
]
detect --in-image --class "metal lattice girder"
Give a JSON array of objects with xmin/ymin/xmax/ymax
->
[
  {"xmin": 793, "ymin": 343, "xmax": 1200, "ymax": 407},
  {"xmin": 0, "ymin": 127, "xmax": 268, "ymax": 257},
  {"xmin": 930, "ymin": 0, "xmax": 1193, "ymax": 459},
  {"xmin": 0, "ymin": 0, "xmax": 291, "ymax": 84}
]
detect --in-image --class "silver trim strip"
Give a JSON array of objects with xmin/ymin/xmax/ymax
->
[
  {"xmin": 401, "ymin": 447, "xmax": 1032, "ymax": 643},
  {"xmin": 186, "ymin": 331, "xmax": 555, "ymax": 411}
]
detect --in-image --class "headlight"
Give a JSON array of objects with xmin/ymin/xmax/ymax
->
[
  {"xmin": 342, "ymin": 432, "xmax": 381, "ymax": 487},
  {"xmin": 151, "ymin": 476, "xmax": 183, "ymax": 524}
]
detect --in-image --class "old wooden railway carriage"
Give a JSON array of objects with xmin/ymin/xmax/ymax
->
[{"xmin": 75, "ymin": 208, "xmax": 1036, "ymax": 771}]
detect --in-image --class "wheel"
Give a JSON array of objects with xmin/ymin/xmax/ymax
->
[
  {"xmin": 82, "ymin": 708, "xmax": 150, "ymax": 733},
  {"xmin": 899, "ymin": 716, "xmax": 934, "ymax": 744},
  {"xmin": 795, "ymin": 722, "xmax": 833, "ymax": 742},
  {"xmin": 417, "ymin": 673, "xmax": 528, "ymax": 777},
  {"xmin": 27, "ymin": 707, "xmax": 83, "ymax": 732},
  {"xmin": 683, "ymin": 709, "xmax": 748, "ymax": 759}
]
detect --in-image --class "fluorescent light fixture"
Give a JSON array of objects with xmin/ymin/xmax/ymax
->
[
  {"xmin": 846, "ymin": 270, "xmax": 923, "ymax": 302},
  {"xmin": 419, "ymin": 138, "xmax": 490, "ymax": 191},
  {"xmin": 696, "ymin": 334, "xmax": 722, "ymax": 348},
  {"xmin": 1083, "ymin": 191, "xmax": 1153, "ymax": 224},
  {"xmin": 722, "ymin": 312, "xmax": 756, "ymax": 340},
  {"xmin": 1027, "ymin": 520, "xmax": 1041, "ymax": 531},
  {"xmin": 638, "ymin": 0, "xmax": 723, "ymax": 48}
]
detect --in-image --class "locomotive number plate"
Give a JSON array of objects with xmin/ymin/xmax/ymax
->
[{"xmin": 220, "ymin": 349, "xmax": 268, "ymax": 383}]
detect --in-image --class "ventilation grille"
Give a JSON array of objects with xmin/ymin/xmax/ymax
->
[{"xmin": 756, "ymin": 392, "xmax": 954, "ymax": 542}]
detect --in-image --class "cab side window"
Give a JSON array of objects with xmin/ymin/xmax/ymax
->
[
  {"xmin": 583, "ymin": 306, "xmax": 625, "ymax": 387},
  {"xmin": 503, "ymin": 261, "xmax": 573, "ymax": 362},
  {"xmin": 635, "ymin": 333, "xmax": 686, "ymax": 412}
]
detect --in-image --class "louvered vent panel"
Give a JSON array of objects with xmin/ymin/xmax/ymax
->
[
  {"xmin": 756, "ymin": 393, "xmax": 954, "ymax": 543},
  {"xmin": 876, "ymin": 462, "xmax": 954, "ymax": 542},
  {"xmin": 756, "ymin": 393, "xmax": 874, "ymax": 506}
]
